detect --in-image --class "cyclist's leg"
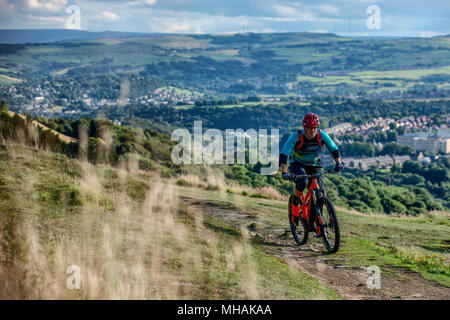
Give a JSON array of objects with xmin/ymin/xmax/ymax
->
[
  {"xmin": 304, "ymin": 166, "xmax": 321, "ymax": 229},
  {"xmin": 290, "ymin": 162, "xmax": 308, "ymax": 206},
  {"xmin": 304, "ymin": 165, "xmax": 321, "ymax": 188}
]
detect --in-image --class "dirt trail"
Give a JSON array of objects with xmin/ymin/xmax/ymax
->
[
  {"xmin": 0, "ymin": 74, "xmax": 23, "ymax": 82},
  {"xmin": 183, "ymin": 196, "xmax": 450, "ymax": 300}
]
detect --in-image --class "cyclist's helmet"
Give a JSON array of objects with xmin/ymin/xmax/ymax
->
[{"xmin": 302, "ymin": 113, "xmax": 320, "ymax": 127}]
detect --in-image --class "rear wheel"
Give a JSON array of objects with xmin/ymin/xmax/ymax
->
[
  {"xmin": 288, "ymin": 195, "xmax": 308, "ymax": 245},
  {"xmin": 318, "ymin": 197, "xmax": 340, "ymax": 253}
]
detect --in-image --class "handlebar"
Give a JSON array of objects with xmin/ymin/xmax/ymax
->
[{"xmin": 283, "ymin": 169, "xmax": 335, "ymax": 182}]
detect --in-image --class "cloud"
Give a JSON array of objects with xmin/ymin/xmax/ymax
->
[
  {"xmin": 272, "ymin": 4, "xmax": 316, "ymax": 21},
  {"xmin": 0, "ymin": 0, "xmax": 14, "ymax": 12},
  {"xmin": 273, "ymin": 4, "xmax": 298, "ymax": 17},
  {"xmin": 316, "ymin": 4, "xmax": 340, "ymax": 15},
  {"xmin": 0, "ymin": 0, "xmax": 70, "ymax": 28},
  {"xmin": 146, "ymin": 12, "xmax": 251, "ymax": 34},
  {"xmin": 92, "ymin": 0, "xmax": 157, "ymax": 5},
  {"xmin": 95, "ymin": 11, "xmax": 121, "ymax": 21},
  {"xmin": 0, "ymin": 0, "xmax": 448, "ymax": 37},
  {"xmin": 7, "ymin": 0, "xmax": 68, "ymax": 15},
  {"xmin": 27, "ymin": 14, "xmax": 66, "ymax": 23}
]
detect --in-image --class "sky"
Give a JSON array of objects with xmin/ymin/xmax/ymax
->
[{"xmin": 0, "ymin": 0, "xmax": 449, "ymax": 37}]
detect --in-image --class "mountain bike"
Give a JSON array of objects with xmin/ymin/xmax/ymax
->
[{"xmin": 286, "ymin": 169, "xmax": 340, "ymax": 253}]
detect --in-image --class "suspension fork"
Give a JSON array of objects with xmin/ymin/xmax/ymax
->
[{"xmin": 311, "ymin": 190, "xmax": 324, "ymax": 235}]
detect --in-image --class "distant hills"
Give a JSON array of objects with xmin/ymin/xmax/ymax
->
[
  {"xmin": 0, "ymin": 29, "xmax": 167, "ymax": 44},
  {"xmin": 1, "ymin": 29, "xmax": 449, "ymax": 110},
  {"xmin": 3, "ymin": 29, "xmax": 447, "ymax": 45}
]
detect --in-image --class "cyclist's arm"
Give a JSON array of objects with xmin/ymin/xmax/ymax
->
[
  {"xmin": 321, "ymin": 131, "xmax": 341, "ymax": 163},
  {"xmin": 279, "ymin": 133, "xmax": 298, "ymax": 172}
]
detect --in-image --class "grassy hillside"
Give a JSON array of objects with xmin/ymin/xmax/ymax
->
[
  {"xmin": 0, "ymin": 143, "xmax": 339, "ymax": 299},
  {"xmin": 0, "ymin": 112, "xmax": 448, "ymax": 299},
  {"xmin": 2, "ymin": 110, "xmax": 447, "ymax": 216},
  {"xmin": 0, "ymin": 143, "xmax": 448, "ymax": 300},
  {"xmin": 178, "ymin": 183, "xmax": 450, "ymax": 288},
  {"xmin": 6, "ymin": 111, "xmax": 78, "ymax": 143}
]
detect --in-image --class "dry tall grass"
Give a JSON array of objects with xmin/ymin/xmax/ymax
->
[
  {"xmin": 0, "ymin": 122, "xmax": 270, "ymax": 299},
  {"xmin": 0, "ymin": 144, "xmax": 264, "ymax": 299}
]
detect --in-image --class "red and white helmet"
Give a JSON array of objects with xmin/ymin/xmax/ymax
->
[{"xmin": 302, "ymin": 113, "xmax": 320, "ymax": 127}]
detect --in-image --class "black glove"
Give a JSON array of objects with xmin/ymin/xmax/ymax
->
[
  {"xmin": 334, "ymin": 161, "xmax": 344, "ymax": 172},
  {"xmin": 282, "ymin": 172, "xmax": 292, "ymax": 180}
]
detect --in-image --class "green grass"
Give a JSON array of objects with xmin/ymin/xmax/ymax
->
[
  {"xmin": 251, "ymin": 238, "xmax": 340, "ymax": 299},
  {"xmin": 297, "ymin": 75, "xmax": 361, "ymax": 85},
  {"xmin": 291, "ymin": 65, "xmax": 450, "ymax": 94},
  {"xmin": 165, "ymin": 85, "xmax": 204, "ymax": 96},
  {"xmin": 177, "ymin": 183, "xmax": 450, "ymax": 288},
  {"xmin": 1, "ymin": 141, "xmax": 448, "ymax": 299},
  {"xmin": 0, "ymin": 144, "xmax": 341, "ymax": 299},
  {"xmin": 174, "ymin": 101, "xmax": 291, "ymax": 110},
  {"xmin": 185, "ymin": 212, "xmax": 340, "ymax": 299},
  {"xmin": 274, "ymin": 47, "xmax": 330, "ymax": 65},
  {"xmin": 316, "ymin": 208, "xmax": 450, "ymax": 286},
  {"xmin": 326, "ymin": 208, "xmax": 449, "ymax": 286},
  {"xmin": 350, "ymin": 66, "xmax": 450, "ymax": 80},
  {"xmin": 172, "ymin": 104, "xmax": 197, "ymax": 110},
  {"xmin": 334, "ymin": 237, "xmax": 450, "ymax": 287}
]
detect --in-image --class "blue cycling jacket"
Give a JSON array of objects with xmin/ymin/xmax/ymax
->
[{"xmin": 280, "ymin": 129, "xmax": 339, "ymax": 166}]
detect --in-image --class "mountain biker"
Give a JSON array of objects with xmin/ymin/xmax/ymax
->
[{"xmin": 279, "ymin": 113, "xmax": 344, "ymax": 226}]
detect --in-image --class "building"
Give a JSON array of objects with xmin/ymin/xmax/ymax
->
[
  {"xmin": 437, "ymin": 129, "xmax": 450, "ymax": 139},
  {"xmin": 441, "ymin": 138, "xmax": 450, "ymax": 154},
  {"xmin": 397, "ymin": 130, "xmax": 450, "ymax": 154}
]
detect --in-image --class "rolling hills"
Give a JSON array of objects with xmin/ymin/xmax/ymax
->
[{"xmin": 1, "ymin": 31, "xmax": 449, "ymax": 104}]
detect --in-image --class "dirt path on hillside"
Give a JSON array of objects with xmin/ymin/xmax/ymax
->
[
  {"xmin": 0, "ymin": 74, "xmax": 23, "ymax": 82},
  {"xmin": 183, "ymin": 196, "xmax": 450, "ymax": 300}
]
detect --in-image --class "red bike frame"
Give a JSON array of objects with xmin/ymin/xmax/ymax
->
[{"xmin": 298, "ymin": 177, "xmax": 323, "ymax": 235}]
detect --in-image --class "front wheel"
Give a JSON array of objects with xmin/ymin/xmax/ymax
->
[
  {"xmin": 288, "ymin": 195, "xmax": 308, "ymax": 245},
  {"xmin": 318, "ymin": 197, "xmax": 340, "ymax": 253}
]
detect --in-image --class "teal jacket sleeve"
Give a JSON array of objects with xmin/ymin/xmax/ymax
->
[
  {"xmin": 321, "ymin": 130, "xmax": 338, "ymax": 153},
  {"xmin": 280, "ymin": 132, "xmax": 298, "ymax": 156}
]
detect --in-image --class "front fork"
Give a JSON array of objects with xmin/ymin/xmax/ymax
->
[{"xmin": 311, "ymin": 191, "xmax": 324, "ymax": 236}]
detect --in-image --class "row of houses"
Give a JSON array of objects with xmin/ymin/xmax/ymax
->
[
  {"xmin": 135, "ymin": 88, "xmax": 199, "ymax": 106},
  {"xmin": 320, "ymin": 153, "xmax": 412, "ymax": 170},
  {"xmin": 344, "ymin": 155, "xmax": 411, "ymax": 170},
  {"xmin": 329, "ymin": 115, "xmax": 448, "ymax": 136}
]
